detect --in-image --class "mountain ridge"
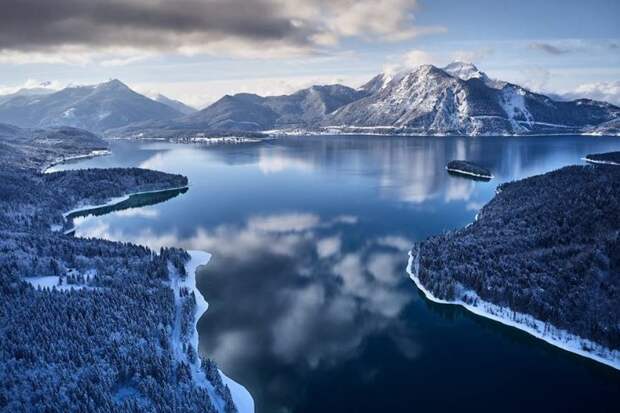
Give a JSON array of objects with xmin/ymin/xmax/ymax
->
[
  {"xmin": 1, "ymin": 64, "xmax": 619, "ymax": 137},
  {"xmin": 0, "ymin": 79, "xmax": 183, "ymax": 133}
]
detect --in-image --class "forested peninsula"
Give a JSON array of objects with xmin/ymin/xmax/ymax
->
[
  {"xmin": 409, "ymin": 162, "xmax": 620, "ymax": 368},
  {"xmin": 0, "ymin": 124, "xmax": 237, "ymax": 412}
]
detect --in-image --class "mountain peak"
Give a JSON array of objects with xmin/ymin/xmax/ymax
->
[
  {"xmin": 97, "ymin": 79, "xmax": 130, "ymax": 91},
  {"xmin": 443, "ymin": 61, "xmax": 484, "ymax": 80}
]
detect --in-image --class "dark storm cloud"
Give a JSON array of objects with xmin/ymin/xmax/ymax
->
[
  {"xmin": 528, "ymin": 42, "xmax": 571, "ymax": 55},
  {"xmin": 0, "ymin": 0, "xmax": 311, "ymax": 51}
]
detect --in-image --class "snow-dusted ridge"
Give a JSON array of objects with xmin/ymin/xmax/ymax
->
[{"xmin": 406, "ymin": 248, "xmax": 620, "ymax": 370}]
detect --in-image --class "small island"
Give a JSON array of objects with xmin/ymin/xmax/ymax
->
[
  {"xmin": 446, "ymin": 160, "xmax": 493, "ymax": 180},
  {"xmin": 583, "ymin": 151, "xmax": 620, "ymax": 166},
  {"xmin": 409, "ymin": 163, "xmax": 620, "ymax": 369}
]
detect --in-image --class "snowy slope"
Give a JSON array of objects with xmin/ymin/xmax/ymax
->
[{"xmin": 325, "ymin": 63, "xmax": 619, "ymax": 135}]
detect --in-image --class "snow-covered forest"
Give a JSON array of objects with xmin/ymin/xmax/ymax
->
[
  {"xmin": 585, "ymin": 151, "xmax": 620, "ymax": 165},
  {"xmin": 0, "ymin": 124, "xmax": 235, "ymax": 412},
  {"xmin": 414, "ymin": 164, "xmax": 620, "ymax": 351}
]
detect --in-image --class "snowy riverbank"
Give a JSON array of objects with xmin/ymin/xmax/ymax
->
[
  {"xmin": 182, "ymin": 251, "xmax": 255, "ymax": 413},
  {"xmin": 406, "ymin": 249, "xmax": 620, "ymax": 370}
]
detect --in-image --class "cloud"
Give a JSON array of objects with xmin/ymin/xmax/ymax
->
[
  {"xmin": 316, "ymin": 236, "xmax": 342, "ymax": 258},
  {"xmin": 257, "ymin": 147, "xmax": 315, "ymax": 174},
  {"xmin": 0, "ymin": 78, "xmax": 62, "ymax": 95},
  {"xmin": 450, "ymin": 47, "xmax": 494, "ymax": 63},
  {"xmin": 367, "ymin": 253, "xmax": 401, "ymax": 285},
  {"xmin": 376, "ymin": 236, "xmax": 412, "ymax": 252},
  {"xmin": 248, "ymin": 213, "xmax": 321, "ymax": 233},
  {"xmin": 518, "ymin": 66, "xmax": 552, "ymax": 92},
  {"xmin": 402, "ymin": 49, "xmax": 441, "ymax": 67},
  {"xmin": 75, "ymin": 210, "xmax": 418, "ymax": 370},
  {"xmin": 528, "ymin": 42, "xmax": 571, "ymax": 55},
  {"xmin": 0, "ymin": 0, "xmax": 443, "ymax": 63},
  {"xmin": 559, "ymin": 81, "xmax": 620, "ymax": 106}
]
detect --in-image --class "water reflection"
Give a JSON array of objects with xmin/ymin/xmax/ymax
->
[
  {"xmin": 62, "ymin": 135, "xmax": 620, "ymax": 412},
  {"xmin": 74, "ymin": 210, "xmax": 418, "ymax": 410},
  {"xmin": 195, "ymin": 213, "xmax": 416, "ymax": 411}
]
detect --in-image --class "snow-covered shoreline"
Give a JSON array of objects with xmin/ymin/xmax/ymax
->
[
  {"xmin": 406, "ymin": 249, "xmax": 620, "ymax": 370},
  {"xmin": 62, "ymin": 185, "xmax": 189, "ymax": 219},
  {"xmin": 582, "ymin": 156, "xmax": 620, "ymax": 166},
  {"xmin": 445, "ymin": 166, "xmax": 493, "ymax": 179},
  {"xmin": 43, "ymin": 149, "xmax": 111, "ymax": 173},
  {"xmin": 265, "ymin": 127, "xmax": 614, "ymax": 138},
  {"xmin": 183, "ymin": 251, "xmax": 255, "ymax": 413}
]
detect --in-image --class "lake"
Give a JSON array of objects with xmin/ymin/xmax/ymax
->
[{"xmin": 51, "ymin": 135, "xmax": 620, "ymax": 412}]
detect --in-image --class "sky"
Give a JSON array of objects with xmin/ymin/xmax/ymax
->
[{"xmin": 0, "ymin": 0, "xmax": 618, "ymax": 108}]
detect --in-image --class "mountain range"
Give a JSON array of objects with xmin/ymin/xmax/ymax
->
[
  {"xmin": 0, "ymin": 80, "xmax": 183, "ymax": 133},
  {"xmin": 1, "ymin": 62, "xmax": 618, "ymax": 137}
]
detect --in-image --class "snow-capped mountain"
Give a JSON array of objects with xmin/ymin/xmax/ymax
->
[
  {"xmin": 26, "ymin": 63, "xmax": 618, "ymax": 137},
  {"xmin": 0, "ymin": 80, "xmax": 183, "ymax": 133},
  {"xmin": 325, "ymin": 63, "xmax": 619, "ymax": 135},
  {"xmin": 131, "ymin": 62, "xmax": 616, "ymax": 137}
]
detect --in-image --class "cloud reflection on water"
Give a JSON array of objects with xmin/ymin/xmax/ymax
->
[
  {"xmin": 75, "ymin": 211, "xmax": 418, "ymax": 382},
  {"xmin": 64, "ymin": 135, "xmax": 620, "ymax": 412}
]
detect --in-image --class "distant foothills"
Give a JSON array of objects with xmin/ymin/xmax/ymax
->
[{"xmin": 1, "ymin": 62, "xmax": 619, "ymax": 137}]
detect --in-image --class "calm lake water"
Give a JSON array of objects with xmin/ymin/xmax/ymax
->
[{"xmin": 52, "ymin": 135, "xmax": 620, "ymax": 412}]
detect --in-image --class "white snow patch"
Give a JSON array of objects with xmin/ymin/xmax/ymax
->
[
  {"xmin": 24, "ymin": 275, "xmax": 95, "ymax": 291},
  {"xmin": 62, "ymin": 107, "xmax": 76, "ymax": 118},
  {"xmin": 499, "ymin": 87, "xmax": 534, "ymax": 133},
  {"xmin": 406, "ymin": 248, "xmax": 620, "ymax": 370},
  {"xmin": 219, "ymin": 369, "xmax": 255, "ymax": 413}
]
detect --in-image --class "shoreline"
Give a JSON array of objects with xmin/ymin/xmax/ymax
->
[
  {"xmin": 582, "ymin": 156, "xmax": 620, "ymax": 166},
  {"xmin": 406, "ymin": 249, "xmax": 620, "ymax": 370},
  {"xmin": 185, "ymin": 251, "xmax": 255, "ymax": 413},
  {"xmin": 42, "ymin": 149, "xmax": 112, "ymax": 174},
  {"xmin": 53, "ymin": 147, "xmax": 254, "ymax": 411},
  {"xmin": 265, "ymin": 128, "xmax": 620, "ymax": 138},
  {"xmin": 445, "ymin": 166, "xmax": 493, "ymax": 179},
  {"xmin": 62, "ymin": 185, "xmax": 190, "ymax": 219}
]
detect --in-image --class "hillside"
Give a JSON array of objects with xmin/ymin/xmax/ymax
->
[
  {"xmin": 409, "ymin": 163, "xmax": 620, "ymax": 367},
  {"xmin": 0, "ymin": 80, "xmax": 182, "ymax": 133},
  {"xmin": 0, "ymin": 125, "xmax": 238, "ymax": 411}
]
